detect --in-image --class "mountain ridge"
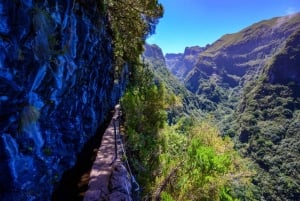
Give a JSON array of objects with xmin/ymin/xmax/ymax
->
[
  {"xmin": 148, "ymin": 12, "xmax": 300, "ymax": 201},
  {"xmin": 234, "ymin": 28, "xmax": 300, "ymax": 200}
]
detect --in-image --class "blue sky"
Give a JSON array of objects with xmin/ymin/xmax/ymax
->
[{"xmin": 147, "ymin": 0, "xmax": 300, "ymax": 54}]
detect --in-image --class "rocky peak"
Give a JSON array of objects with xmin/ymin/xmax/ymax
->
[
  {"xmin": 165, "ymin": 53, "xmax": 183, "ymax": 60},
  {"xmin": 183, "ymin": 46, "xmax": 204, "ymax": 55}
]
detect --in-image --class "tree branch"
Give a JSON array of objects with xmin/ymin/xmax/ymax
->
[{"xmin": 152, "ymin": 162, "xmax": 184, "ymax": 201}]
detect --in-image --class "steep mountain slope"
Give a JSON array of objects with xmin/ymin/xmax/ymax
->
[
  {"xmin": 233, "ymin": 29, "xmax": 300, "ymax": 200},
  {"xmin": 127, "ymin": 44, "xmax": 254, "ymax": 200},
  {"xmin": 143, "ymin": 44, "xmax": 205, "ymax": 120},
  {"xmin": 184, "ymin": 13, "xmax": 300, "ymax": 112},
  {"xmin": 163, "ymin": 13, "xmax": 300, "ymax": 201},
  {"xmin": 0, "ymin": 0, "xmax": 163, "ymax": 200},
  {"xmin": 175, "ymin": 13, "xmax": 300, "ymax": 129}
]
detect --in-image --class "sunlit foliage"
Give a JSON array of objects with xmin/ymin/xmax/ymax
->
[
  {"xmin": 121, "ymin": 72, "xmax": 255, "ymax": 200},
  {"xmin": 105, "ymin": 0, "xmax": 163, "ymax": 73},
  {"xmin": 154, "ymin": 121, "xmax": 255, "ymax": 201}
]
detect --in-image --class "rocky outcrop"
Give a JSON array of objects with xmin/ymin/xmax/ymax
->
[
  {"xmin": 0, "ymin": 1, "xmax": 127, "ymax": 200},
  {"xmin": 267, "ymin": 29, "xmax": 300, "ymax": 87},
  {"xmin": 143, "ymin": 44, "xmax": 165, "ymax": 64},
  {"xmin": 108, "ymin": 164, "xmax": 132, "ymax": 201}
]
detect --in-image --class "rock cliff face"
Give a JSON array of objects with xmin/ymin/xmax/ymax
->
[
  {"xmin": 266, "ymin": 29, "xmax": 300, "ymax": 87},
  {"xmin": 0, "ymin": 1, "xmax": 127, "ymax": 200},
  {"xmin": 143, "ymin": 44, "xmax": 165, "ymax": 64}
]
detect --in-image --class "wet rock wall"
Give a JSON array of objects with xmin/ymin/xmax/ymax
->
[{"xmin": 0, "ymin": 0, "xmax": 127, "ymax": 200}]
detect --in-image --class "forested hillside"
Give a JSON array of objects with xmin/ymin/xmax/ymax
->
[
  {"xmin": 120, "ymin": 57, "xmax": 254, "ymax": 200},
  {"xmin": 233, "ymin": 28, "xmax": 300, "ymax": 200},
  {"xmin": 143, "ymin": 44, "xmax": 205, "ymax": 121},
  {"xmin": 167, "ymin": 14, "xmax": 300, "ymax": 115},
  {"xmin": 162, "ymin": 13, "xmax": 300, "ymax": 201}
]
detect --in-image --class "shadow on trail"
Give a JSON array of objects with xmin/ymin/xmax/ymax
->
[{"xmin": 51, "ymin": 111, "xmax": 114, "ymax": 201}]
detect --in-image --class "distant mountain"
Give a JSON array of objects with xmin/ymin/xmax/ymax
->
[
  {"xmin": 185, "ymin": 13, "xmax": 300, "ymax": 97},
  {"xmin": 159, "ymin": 13, "xmax": 300, "ymax": 201},
  {"xmin": 162, "ymin": 14, "xmax": 300, "ymax": 120},
  {"xmin": 165, "ymin": 46, "xmax": 204, "ymax": 81},
  {"xmin": 143, "ymin": 44, "xmax": 205, "ymax": 121}
]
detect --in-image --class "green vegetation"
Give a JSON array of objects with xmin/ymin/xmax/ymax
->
[
  {"xmin": 121, "ymin": 63, "xmax": 169, "ymax": 194},
  {"xmin": 143, "ymin": 44, "xmax": 205, "ymax": 122},
  {"xmin": 177, "ymin": 15, "xmax": 300, "ymax": 201},
  {"xmin": 112, "ymin": 3, "xmax": 300, "ymax": 201},
  {"xmin": 231, "ymin": 81, "xmax": 300, "ymax": 200},
  {"xmin": 105, "ymin": 0, "xmax": 163, "ymax": 75},
  {"xmin": 225, "ymin": 29, "xmax": 300, "ymax": 200},
  {"xmin": 154, "ymin": 121, "xmax": 255, "ymax": 201},
  {"xmin": 121, "ymin": 63, "xmax": 254, "ymax": 200}
]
